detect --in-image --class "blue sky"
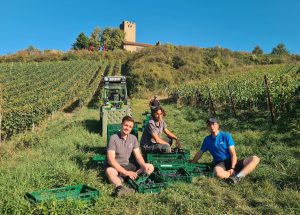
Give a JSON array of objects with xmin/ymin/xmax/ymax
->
[{"xmin": 1, "ymin": 0, "xmax": 299, "ymax": 55}]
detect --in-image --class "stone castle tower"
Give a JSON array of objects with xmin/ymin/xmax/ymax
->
[
  {"xmin": 120, "ymin": 20, "xmax": 151, "ymax": 52},
  {"xmin": 120, "ymin": 21, "xmax": 136, "ymax": 43}
]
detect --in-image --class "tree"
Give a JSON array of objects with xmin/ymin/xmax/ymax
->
[
  {"xmin": 89, "ymin": 27, "xmax": 101, "ymax": 51},
  {"xmin": 72, "ymin": 32, "xmax": 90, "ymax": 50},
  {"xmin": 271, "ymin": 43, "xmax": 289, "ymax": 55},
  {"xmin": 252, "ymin": 46, "xmax": 263, "ymax": 55},
  {"xmin": 25, "ymin": 45, "xmax": 40, "ymax": 52},
  {"xmin": 100, "ymin": 28, "xmax": 125, "ymax": 51}
]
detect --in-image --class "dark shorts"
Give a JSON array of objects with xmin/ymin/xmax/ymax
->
[
  {"xmin": 104, "ymin": 162, "xmax": 137, "ymax": 172},
  {"xmin": 141, "ymin": 138, "xmax": 173, "ymax": 154},
  {"xmin": 214, "ymin": 158, "xmax": 245, "ymax": 173}
]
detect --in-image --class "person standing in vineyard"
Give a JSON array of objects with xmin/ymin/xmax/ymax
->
[
  {"xmin": 149, "ymin": 95, "xmax": 160, "ymax": 111},
  {"xmin": 105, "ymin": 116, "xmax": 154, "ymax": 197},
  {"xmin": 191, "ymin": 118, "xmax": 260, "ymax": 184},
  {"xmin": 140, "ymin": 106, "xmax": 181, "ymax": 154}
]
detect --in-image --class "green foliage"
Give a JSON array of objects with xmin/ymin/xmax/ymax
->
[
  {"xmin": 167, "ymin": 65, "xmax": 300, "ymax": 119},
  {"xmin": 101, "ymin": 28, "xmax": 125, "ymax": 51},
  {"xmin": 0, "ymin": 60, "xmax": 109, "ymax": 139},
  {"xmin": 89, "ymin": 27, "xmax": 101, "ymax": 51},
  {"xmin": 172, "ymin": 56, "xmax": 186, "ymax": 69},
  {"xmin": 25, "ymin": 45, "xmax": 41, "ymax": 53},
  {"xmin": 72, "ymin": 33, "xmax": 90, "ymax": 50},
  {"xmin": 252, "ymin": 45, "xmax": 263, "ymax": 55},
  {"xmin": 123, "ymin": 45, "xmax": 300, "ymax": 95},
  {"xmin": 271, "ymin": 43, "xmax": 289, "ymax": 55}
]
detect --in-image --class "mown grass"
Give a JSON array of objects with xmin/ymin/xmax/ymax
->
[{"xmin": 0, "ymin": 99, "xmax": 299, "ymax": 214}]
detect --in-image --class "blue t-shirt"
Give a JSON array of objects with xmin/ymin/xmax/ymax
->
[{"xmin": 200, "ymin": 131, "xmax": 235, "ymax": 163}]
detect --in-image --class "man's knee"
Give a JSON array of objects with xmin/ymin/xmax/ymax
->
[
  {"xmin": 245, "ymin": 155, "xmax": 260, "ymax": 165},
  {"xmin": 105, "ymin": 167, "xmax": 118, "ymax": 177},
  {"xmin": 213, "ymin": 166, "xmax": 228, "ymax": 179}
]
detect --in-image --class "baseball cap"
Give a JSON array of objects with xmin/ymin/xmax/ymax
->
[{"xmin": 206, "ymin": 118, "xmax": 218, "ymax": 124}]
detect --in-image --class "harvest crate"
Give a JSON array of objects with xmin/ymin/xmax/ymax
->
[
  {"xmin": 25, "ymin": 184, "xmax": 100, "ymax": 203},
  {"xmin": 128, "ymin": 173, "xmax": 167, "ymax": 194},
  {"xmin": 185, "ymin": 163, "xmax": 215, "ymax": 177},
  {"xmin": 156, "ymin": 166, "xmax": 192, "ymax": 183},
  {"xmin": 171, "ymin": 148, "xmax": 190, "ymax": 160},
  {"xmin": 91, "ymin": 154, "xmax": 106, "ymax": 166},
  {"xmin": 146, "ymin": 154, "xmax": 186, "ymax": 167},
  {"xmin": 107, "ymin": 123, "xmax": 139, "ymax": 143}
]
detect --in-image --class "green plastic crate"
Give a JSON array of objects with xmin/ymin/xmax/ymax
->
[
  {"xmin": 128, "ymin": 173, "xmax": 167, "ymax": 193},
  {"xmin": 185, "ymin": 163, "xmax": 215, "ymax": 177},
  {"xmin": 142, "ymin": 114, "xmax": 151, "ymax": 132},
  {"xmin": 171, "ymin": 148, "xmax": 190, "ymax": 160},
  {"xmin": 91, "ymin": 154, "xmax": 106, "ymax": 165},
  {"xmin": 156, "ymin": 166, "xmax": 192, "ymax": 183},
  {"xmin": 107, "ymin": 123, "xmax": 139, "ymax": 144},
  {"xmin": 146, "ymin": 154, "xmax": 186, "ymax": 167},
  {"xmin": 25, "ymin": 184, "xmax": 100, "ymax": 203}
]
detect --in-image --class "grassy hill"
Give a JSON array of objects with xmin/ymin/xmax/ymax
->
[
  {"xmin": 0, "ymin": 99, "xmax": 299, "ymax": 214},
  {"xmin": 0, "ymin": 45, "xmax": 299, "ymax": 214},
  {"xmin": 122, "ymin": 45, "xmax": 300, "ymax": 95}
]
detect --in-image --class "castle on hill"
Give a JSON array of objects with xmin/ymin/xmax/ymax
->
[{"xmin": 119, "ymin": 21, "xmax": 152, "ymax": 52}]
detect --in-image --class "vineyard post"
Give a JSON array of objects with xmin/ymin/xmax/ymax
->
[
  {"xmin": 280, "ymin": 76, "xmax": 287, "ymax": 112},
  {"xmin": 207, "ymin": 86, "xmax": 216, "ymax": 116},
  {"xmin": 227, "ymin": 85, "xmax": 237, "ymax": 117},
  {"xmin": 264, "ymin": 75, "xmax": 276, "ymax": 124}
]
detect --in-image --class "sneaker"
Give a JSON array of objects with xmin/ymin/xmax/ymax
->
[
  {"xmin": 112, "ymin": 186, "xmax": 135, "ymax": 197},
  {"xmin": 227, "ymin": 176, "xmax": 243, "ymax": 185}
]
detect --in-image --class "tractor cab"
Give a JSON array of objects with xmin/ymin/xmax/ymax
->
[{"xmin": 100, "ymin": 76, "xmax": 132, "ymax": 138}]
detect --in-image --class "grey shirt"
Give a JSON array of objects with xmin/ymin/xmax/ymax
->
[
  {"xmin": 107, "ymin": 133, "xmax": 139, "ymax": 165},
  {"xmin": 140, "ymin": 119, "xmax": 167, "ymax": 146}
]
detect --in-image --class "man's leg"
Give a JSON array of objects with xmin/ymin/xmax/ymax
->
[
  {"xmin": 213, "ymin": 159, "xmax": 232, "ymax": 179},
  {"xmin": 105, "ymin": 167, "xmax": 122, "ymax": 187},
  {"xmin": 214, "ymin": 165, "xmax": 231, "ymax": 179},
  {"xmin": 239, "ymin": 155, "xmax": 260, "ymax": 176}
]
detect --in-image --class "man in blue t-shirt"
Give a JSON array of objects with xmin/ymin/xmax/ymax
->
[{"xmin": 191, "ymin": 118, "xmax": 260, "ymax": 184}]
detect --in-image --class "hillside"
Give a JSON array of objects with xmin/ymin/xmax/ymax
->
[
  {"xmin": 0, "ymin": 45, "xmax": 300, "ymax": 214},
  {"xmin": 122, "ymin": 45, "xmax": 300, "ymax": 94}
]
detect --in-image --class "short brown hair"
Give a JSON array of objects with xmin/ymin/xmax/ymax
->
[
  {"xmin": 151, "ymin": 106, "xmax": 166, "ymax": 118},
  {"xmin": 122, "ymin": 116, "xmax": 135, "ymax": 124}
]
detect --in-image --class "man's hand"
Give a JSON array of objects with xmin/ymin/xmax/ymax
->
[
  {"xmin": 124, "ymin": 171, "xmax": 138, "ymax": 180},
  {"xmin": 228, "ymin": 169, "xmax": 235, "ymax": 176}
]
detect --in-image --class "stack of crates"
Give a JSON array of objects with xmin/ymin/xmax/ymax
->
[
  {"xmin": 143, "ymin": 148, "xmax": 214, "ymax": 186},
  {"xmin": 147, "ymin": 154, "xmax": 186, "ymax": 168},
  {"xmin": 107, "ymin": 123, "xmax": 139, "ymax": 144}
]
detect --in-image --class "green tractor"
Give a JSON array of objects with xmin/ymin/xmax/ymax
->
[{"xmin": 100, "ymin": 76, "xmax": 133, "ymax": 138}]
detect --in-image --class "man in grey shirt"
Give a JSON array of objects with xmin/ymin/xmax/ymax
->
[
  {"xmin": 106, "ymin": 116, "xmax": 154, "ymax": 197},
  {"xmin": 140, "ymin": 106, "xmax": 181, "ymax": 153}
]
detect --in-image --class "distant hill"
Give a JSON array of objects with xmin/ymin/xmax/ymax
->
[{"xmin": 122, "ymin": 45, "xmax": 300, "ymax": 94}]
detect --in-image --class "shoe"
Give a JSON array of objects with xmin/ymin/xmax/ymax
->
[
  {"xmin": 112, "ymin": 186, "xmax": 135, "ymax": 197},
  {"xmin": 227, "ymin": 176, "xmax": 242, "ymax": 185}
]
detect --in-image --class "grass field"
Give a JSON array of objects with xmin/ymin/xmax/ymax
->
[{"xmin": 0, "ymin": 98, "xmax": 299, "ymax": 214}]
